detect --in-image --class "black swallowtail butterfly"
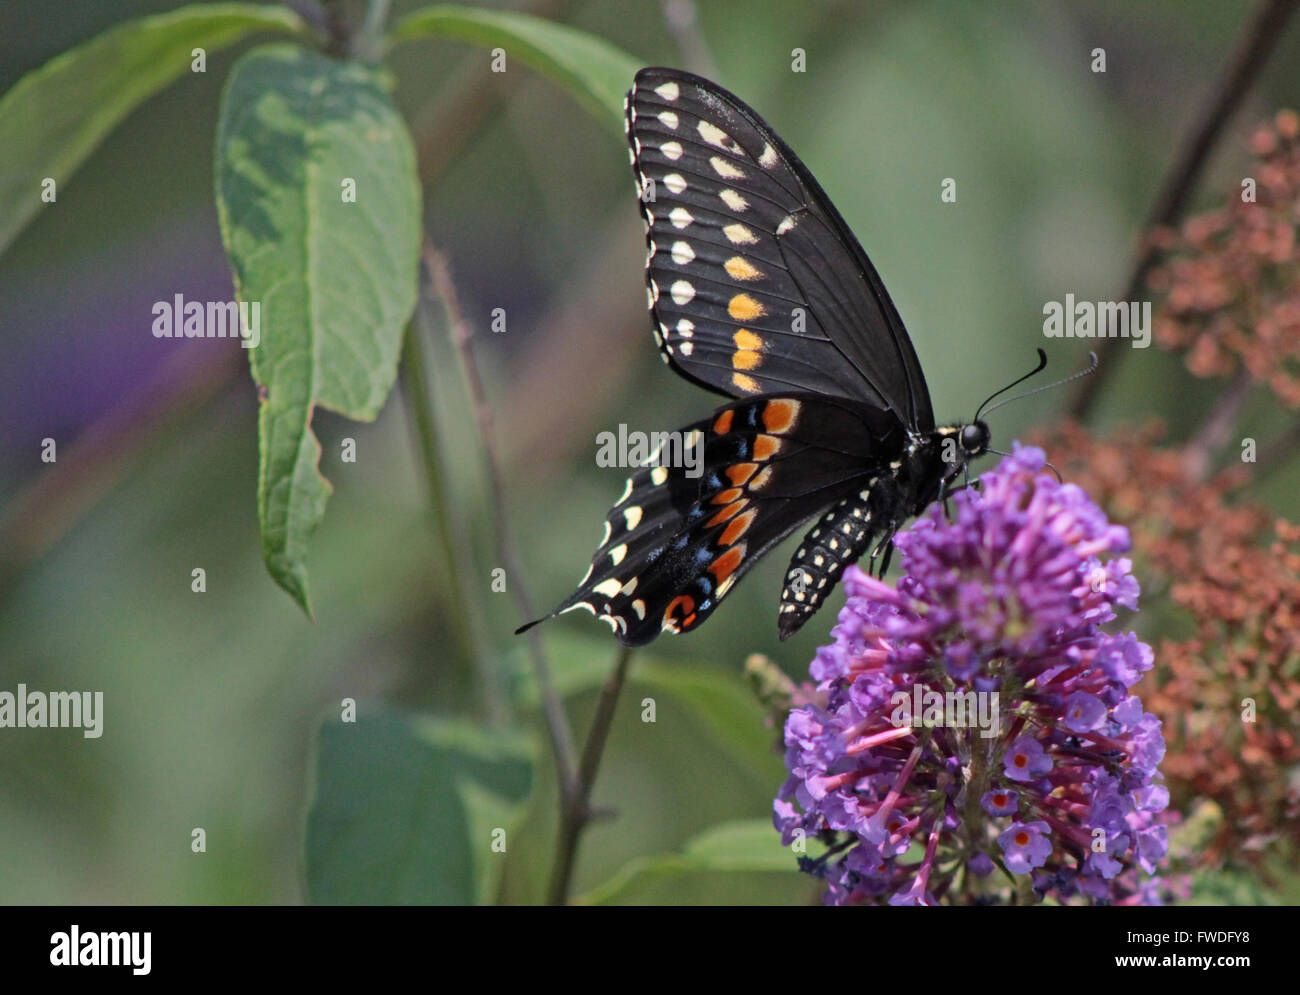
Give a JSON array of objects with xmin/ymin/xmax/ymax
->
[{"xmin": 519, "ymin": 67, "xmax": 1006, "ymax": 646}]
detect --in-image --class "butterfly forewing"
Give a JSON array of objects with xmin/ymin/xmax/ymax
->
[{"xmin": 627, "ymin": 67, "xmax": 934, "ymax": 431}]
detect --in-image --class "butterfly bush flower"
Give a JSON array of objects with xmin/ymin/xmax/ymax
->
[{"xmin": 774, "ymin": 446, "xmax": 1170, "ymax": 905}]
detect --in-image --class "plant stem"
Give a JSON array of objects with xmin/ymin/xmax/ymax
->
[
  {"xmin": 400, "ymin": 317, "xmax": 508, "ymax": 726},
  {"xmin": 1182, "ymin": 369, "xmax": 1254, "ymax": 480},
  {"xmin": 356, "ymin": 0, "xmax": 391, "ymax": 62},
  {"xmin": 1069, "ymin": 0, "xmax": 1299, "ymax": 418},
  {"xmin": 1252, "ymin": 419, "xmax": 1300, "ymax": 479},
  {"xmin": 420, "ymin": 241, "xmax": 579, "ymax": 791},
  {"xmin": 548, "ymin": 643, "xmax": 634, "ymax": 905}
]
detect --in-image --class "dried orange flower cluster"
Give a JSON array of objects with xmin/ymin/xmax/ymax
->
[
  {"xmin": 1147, "ymin": 110, "xmax": 1300, "ymax": 406},
  {"xmin": 1034, "ymin": 421, "xmax": 1300, "ymax": 863}
]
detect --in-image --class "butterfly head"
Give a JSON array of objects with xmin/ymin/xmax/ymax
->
[{"xmin": 960, "ymin": 420, "xmax": 991, "ymax": 458}]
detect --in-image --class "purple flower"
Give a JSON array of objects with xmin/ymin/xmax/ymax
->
[
  {"xmin": 1063, "ymin": 691, "xmax": 1108, "ymax": 732},
  {"xmin": 981, "ymin": 788, "xmax": 1019, "ymax": 816},
  {"xmin": 1003, "ymin": 736, "xmax": 1053, "ymax": 782},
  {"xmin": 999, "ymin": 821, "xmax": 1053, "ymax": 874},
  {"xmin": 774, "ymin": 446, "xmax": 1171, "ymax": 905}
]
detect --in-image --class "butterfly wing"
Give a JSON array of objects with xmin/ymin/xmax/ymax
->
[
  {"xmin": 627, "ymin": 66, "xmax": 934, "ymax": 432},
  {"xmin": 518, "ymin": 394, "xmax": 905, "ymax": 645}
]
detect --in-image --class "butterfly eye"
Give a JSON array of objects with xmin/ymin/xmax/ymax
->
[{"xmin": 961, "ymin": 423, "xmax": 989, "ymax": 453}]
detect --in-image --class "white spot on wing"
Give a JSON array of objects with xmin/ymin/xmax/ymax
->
[
  {"xmin": 723, "ymin": 223, "xmax": 758, "ymax": 245},
  {"xmin": 697, "ymin": 120, "xmax": 732, "ymax": 149},
  {"xmin": 663, "ymin": 172, "xmax": 687, "ymax": 194},
  {"xmin": 720, "ymin": 189, "xmax": 748, "ymax": 211},
  {"xmin": 710, "ymin": 156, "xmax": 745, "ymax": 179},
  {"xmin": 671, "ymin": 280, "xmax": 695, "ymax": 305},
  {"xmin": 660, "ymin": 140, "xmax": 683, "ymax": 160},
  {"xmin": 655, "ymin": 81, "xmax": 680, "ymax": 101},
  {"xmin": 669, "ymin": 206, "xmax": 694, "ymax": 228},
  {"xmin": 671, "ymin": 240, "xmax": 695, "ymax": 265},
  {"xmin": 593, "ymin": 578, "xmax": 623, "ymax": 598}
]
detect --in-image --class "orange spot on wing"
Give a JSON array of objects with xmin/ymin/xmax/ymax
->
[
  {"xmin": 708, "ymin": 545, "xmax": 746, "ymax": 585},
  {"xmin": 720, "ymin": 508, "xmax": 757, "ymax": 546},
  {"xmin": 762, "ymin": 399, "xmax": 800, "ymax": 433},
  {"xmin": 706, "ymin": 499, "xmax": 746, "ymax": 527},
  {"xmin": 732, "ymin": 372, "xmax": 759, "ymax": 392},
  {"xmin": 753, "ymin": 434, "xmax": 782, "ymax": 460},
  {"xmin": 732, "ymin": 350, "xmax": 761, "ymax": 371},
  {"xmin": 663, "ymin": 594, "xmax": 696, "ymax": 632},
  {"xmin": 724, "ymin": 256, "xmax": 762, "ymax": 281},
  {"xmin": 726, "ymin": 462, "xmax": 758, "ymax": 485},
  {"xmin": 728, "ymin": 294, "xmax": 765, "ymax": 321},
  {"xmin": 750, "ymin": 466, "xmax": 774, "ymax": 489},
  {"xmin": 711, "ymin": 487, "xmax": 743, "ymax": 505},
  {"xmin": 733, "ymin": 329, "xmax": 762, "ymax": 350},
  {"xmin": 713, "ymin": 409, "xmax": 734, "ymax": 434}
]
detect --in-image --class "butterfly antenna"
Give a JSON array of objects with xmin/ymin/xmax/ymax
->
[
  {"xmin": 974, "ymin": 349, "xmax": 1048, "ymax": 422},
  {"xmin": 978, "ymin": 351, "xmax": 1098, "ymax": 420}
]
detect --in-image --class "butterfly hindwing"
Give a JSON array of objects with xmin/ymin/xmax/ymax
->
[
  {"xmin": 627, "ymin": 67, "xmax": 934, "ymax": 431},
  {"xmin": 519, "ymin": 395, "xmax": 905, "ymax": 645}
]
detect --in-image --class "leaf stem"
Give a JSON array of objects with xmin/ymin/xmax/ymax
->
[
  {"xmin": 1068, "ymin": 0, "xmax": 1299, "ymax": 418},
  {"xmin": 548, "ymin": 643, "xmax": 634, "ymax": 905}
]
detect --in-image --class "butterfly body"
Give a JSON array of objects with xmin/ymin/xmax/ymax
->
[{"xmin": 517, "ymin": 68, "xmax": 993, "ymax": 646}]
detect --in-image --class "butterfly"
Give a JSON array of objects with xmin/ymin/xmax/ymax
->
[{"xmin": 518, "ymin": 67, "xmax": 1009, "ymax": 647}]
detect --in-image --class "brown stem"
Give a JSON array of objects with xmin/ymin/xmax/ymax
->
[
  {"xmin": 548, "ymin": 643, "xmax": 634, "ymax": 906},
  {"xmin": 1249, "ymin": 419, "xmax": 1300, "ymax": 479},
  {"xmin": 1181, "ymin": 369, "xmax": 1255, "ymax": 480},
  {"xmin": 659, "ymin": 0, "xmax": 720, "ymax": 78},
  {"xmin": 1069, "ymin": 0, "xmax": 1299, "ymax": 419},
  {"xmin": 420, "ymin": 241, "xmax": 579, "ymax": 796}
]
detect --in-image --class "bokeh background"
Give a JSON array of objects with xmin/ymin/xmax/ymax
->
[{"xmin": 2, "ymin": 0, "xmax": 1299, "ymax": 904}]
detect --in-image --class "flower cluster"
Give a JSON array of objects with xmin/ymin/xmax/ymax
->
[
  {"xmin": 1148, "ymin": 110, "xmax": 1300, "ymax": 406},
  {"xmin": 775, "ymin": 447, "xmax": 1170, "ymax": 904},
  {"xmin": 1036, "ymin": 420, "xmax": 1300, "ymax": 861}
]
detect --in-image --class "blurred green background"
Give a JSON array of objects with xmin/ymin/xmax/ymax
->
[{"xmin": 2, "ymin": 0, "xmax": 1299, "ymax": 904}]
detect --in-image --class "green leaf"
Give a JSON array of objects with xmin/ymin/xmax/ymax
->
[
  {"xmin": 391, "ymin": 4, "xmax": 642, "ymax": 133},
  {"xmin": 0, "ymin": 2, "xmax": 305, "ymax": 258},
  {"xmin": 215, "ymin": 45, "xmax": 421, "ymax": 614},
  {"xmin": 305, "ymin": 712, "xmax": 536, "ymax": 905},
  {"xmin": 573, "ymin": 819, "xmax": 798, "ymax": 905},
  {"xmin": 509, "ymin": 632, "xmax": 781, "ymax": 786}
]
